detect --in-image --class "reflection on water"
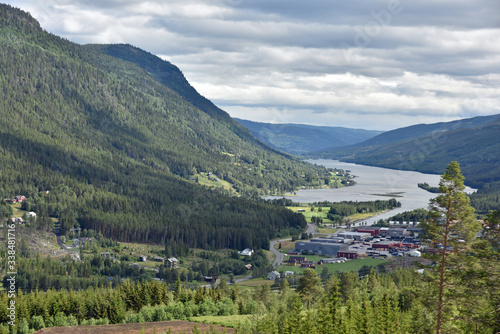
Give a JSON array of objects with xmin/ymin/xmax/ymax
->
[{"xmin": 266, "ymin": 159, "xmax": 476, "ymax": 225}]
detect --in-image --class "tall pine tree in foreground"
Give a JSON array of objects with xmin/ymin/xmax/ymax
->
[{"xmin": 422, "ymin": 161, "xmax": 481, "ymax": 334}]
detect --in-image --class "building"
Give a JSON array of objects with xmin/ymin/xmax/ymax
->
[
  {"xmin": 336, "ymin": 232, "xmax": 372, "ymax": 240},
  {"xmin": 300, "ymin": 261, "xmax": 316, "ymax": 268},
  {"xmin": 284, "ymin": 271, "xmax": 294, "ymax": 276},
  {"xmin": 238, "ymin": 248, "xmax": 254, "ymax": 256},
  {"xmin": 372, "ymin": 241, "xmax": 402, "ymax": 250},
  {"xmin": 294, "ymin": 241, "xmax": 348, "ymax": 256},
  {"xmin": 13, "ymin": 195, "xmax": 26, "ymax": 203},
  {"xmin": 287, "ymin": 256, "xmax": 306, "ymax": 265},
  {"xmin": 153, "ymin": 256, "xmax": 165, "ymax": 263},
  {"xmin": 337, "ymin": 251, "xmax": 358, "ymax": 259},
  {"xmin": 268, "ymin": 271, "xmax": 281, "ymax": 280},
  {"xmin": 354, "ymin": 226, "xmax": 383, "ymax": 236},
  {"xmin": 9, "ymin": 217, "xmax": 24, "ymax": 224},
  {"xmin": 322, "ymin": 258, "xmax": 345, "ymax": 264},
  {"xmin": 139, "ymin": 255, "xmax": 147, "ymax": 262},
  {"xmin": 166, "ymin": 257, "xmax": 179, "ymax": 268},
  {"xmin": 408, "ymin": 250, "xmax": 422, "ymax": 257}
]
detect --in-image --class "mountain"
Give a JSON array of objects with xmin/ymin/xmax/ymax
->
[
  {"xmin": 313, "ymin": 114, "xmax": 500, "ymax": 213},
  {"xmin": 235, "ymin": 118, "xmax": 382, "ymax": 155},
  {"xmin": 0, "ymin": 4, "xmax": 342, "ymax": 250}
]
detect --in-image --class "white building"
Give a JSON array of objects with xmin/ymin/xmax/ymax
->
[
  {"xmin": 238, "ymin": 248, "xmax": 254, "ymax": 256},
  {"xmin": 268, "ymin": 271, "xmax": 281, "ymax": 280}
]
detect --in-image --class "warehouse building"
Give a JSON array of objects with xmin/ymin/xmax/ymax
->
[{"xmin": 294, "ymin": 241, "xmax": 348, "ymax": 256}]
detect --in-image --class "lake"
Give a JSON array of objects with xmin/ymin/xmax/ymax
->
[{"xmin": 267, "ymin": 159, "xmax": 476, "ymax": 225}]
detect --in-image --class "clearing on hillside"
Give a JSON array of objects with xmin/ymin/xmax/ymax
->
[{"xmin": 34, "ymin": 321, "xmax": 234, "ymax": 334}]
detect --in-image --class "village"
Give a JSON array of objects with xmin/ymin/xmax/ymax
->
[{"xmin": 265, "ymin": 224, "xmax": 425, "ymax": 281}]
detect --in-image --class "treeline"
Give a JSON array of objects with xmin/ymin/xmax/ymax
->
[
  {"xmin": 1, "ymin": 266, "xmax": 497, "ymax": 333},
  {"xmin": 0, "ymin": 3, "xmax": 334, "ymax": 250},
  {"xmin": 326, "ymin": 199, "xmax": 401, "ymax": 224},
  {"xmin": 417, "ymin": 182, "xmax": 440, "ymax": 193},
  {"xmin": 383, "ymin": 208, "xmax": 431, "ymax": 224}
]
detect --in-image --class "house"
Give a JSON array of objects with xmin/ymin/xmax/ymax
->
[
  {"xmin": 245, "ymin": 264, "xmax": 252, "ymax": 270},
  {"xmin": 300, "ymin": 261, "xmax": 316, "ymax": 268},
  {"xmin": 9, "ymin": 217, "xmax": 24, "ymax": 224},
  {"xmin": 166, "ymin": 257, "xmax": 179, "ymax": 268},
  {"xmin": 337, "ymin": 251, "xmax": 358, "ymax": 259},
  {"xmin": 153, "ymin": 256, "xmax": 165, "ymax": 263},
  {"xmin": 13, "ymin": 195, "xmax": 26, "ymax": 203},
  {"xmin": 73, "ymin": 237, "xmax": 93, "ymax": 248},
  {"xmin": 288, "ymin": 256, "xmax": 306, "ymax": 264},
  {"xmin": 284, "ymin": 271, "xmax": 294, "ymax": 276},
  {"xmin": 28, "ymin": 212, "xmax": 37, "ymax": 218},
  {"xmin": 238, "ymin": 248, "xmax": 254, "ymax": 256},
  {"xmin": 139, "ymin": 255, "xmax": 148, "ymax": 262},
  {"xmin": 268, "ymin": 271, "xmax": 281, "ymax": 280},
  {"xmin": 204, "ymin": 276, "xmax": 221, "ymax": 285}
]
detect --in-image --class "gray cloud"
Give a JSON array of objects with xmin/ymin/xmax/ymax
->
[{"xmin": 4, "ymin": 0, "xmax": 500, "ymax": 130}]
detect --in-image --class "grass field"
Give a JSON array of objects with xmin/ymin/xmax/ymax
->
[
  {"xmin": 264, "ymin": 249, "xmax": 276, "ymax": 264},
  {"xmin": 317, "ymin": 227, "xmax": 337, "ymax": 235},
  {"xmin": 236, "ymin": 278, "xmax": 274, "ymax": 288},
  {"xmin": 196, "ymin": 173, "xmax": 237, "ymax": 193},
  {"xmin": 274, "ymin": 239, "xmax": 296, "ymax": 252},
  {"xmin": 287, "ymin": 206, "xmax": 334, "ymax": 223},
  {"xmin": 279, "ymin": 258, "xmax": 389, "ymax": 275}
]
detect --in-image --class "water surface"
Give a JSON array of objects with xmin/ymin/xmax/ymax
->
[{"xmin": 268, "ymin": 159, "xmax": 476, "ymax": 225}]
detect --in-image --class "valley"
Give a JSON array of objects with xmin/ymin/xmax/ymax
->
[{"xmin": 0, "ymin": 3, "xmax": 499, "ymax": 334}]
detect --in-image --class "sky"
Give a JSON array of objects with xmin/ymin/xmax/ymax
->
[{"xmin": 3, "ymin": 0, "xmax": 500, "ymax": 130}]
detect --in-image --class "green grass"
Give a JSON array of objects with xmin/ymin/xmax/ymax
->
[
  {"xmin": 286, "ymin": 206, "xmax": 334, "ymax": 223},
  {"xmin": 189, "ymin": 315, "xmax": 252, "ymax": 328},
  {"xmin": 279, "ymin": 258, "xmax": 389, "ymax": 275},
  {"xmin": 196, "ymin": 173, "xmax": 237, "ymax": 193},
  {"xmin": 236, "ymin": 278, "xmax": 274, "ymax": 288},
  {"xmin": 317, "ymin": 227, "xmax": 337, "ymax": 234}
]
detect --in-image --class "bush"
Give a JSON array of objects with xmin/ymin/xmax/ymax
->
[{"xmin": 29, "ymin": 315, "xmax": 45, "ymax": 331}]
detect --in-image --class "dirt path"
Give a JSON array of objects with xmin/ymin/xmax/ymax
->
[{"xmin": 34, "ymin": 321, "xmax": 234, "ymax": 334}]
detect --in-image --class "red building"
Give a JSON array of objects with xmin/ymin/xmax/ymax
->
[
  {"xmin": 337, "ymin": 251, "xmax": 358, "ymax": 259},
  {"xmin": 13, "ymin": 195, "xmax": 26, "ymax": 203},
  {"xmin": 355, "ymin": 227, "xmax": 381, "ymax": 236}
]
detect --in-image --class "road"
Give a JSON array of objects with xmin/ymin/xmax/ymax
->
[
  {"xmin": 306, "ymin": 223, "xmax": 317, "ymax": 235},
  {"xmin": 269, "ymin": 239, "xmax": 286, "ymax": 268},
  {"xmin": 269, "ymin": 224, "xmax": 317, "ymax": 269}
]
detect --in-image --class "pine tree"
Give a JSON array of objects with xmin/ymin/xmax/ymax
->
[{"xmin": 421, "ymin": 161, "xmax": 481, "ymax": 334}]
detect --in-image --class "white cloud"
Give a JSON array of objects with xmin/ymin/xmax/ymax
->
[{"xmin": 4, "ymin": 0, "xmax": 499, "ymax": 130}]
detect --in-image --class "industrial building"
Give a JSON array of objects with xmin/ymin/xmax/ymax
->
[
  {"xmin": 294, "ymin": 241, "xmax": 348, "ymax": 256},
  {"xmin": 336, "ymin": 232, "xmax": 372, "ymax": 240}
]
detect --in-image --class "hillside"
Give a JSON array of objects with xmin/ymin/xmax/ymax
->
[
  {"xmin": 313, "ymin": 114, "xmax": 500, "ymax": 213},
  {"xmin": 0, "ymin": 4, "xmax": 344, "ymax": 250},
  {"xmin": 235, "ymin": 118, "xmax": 382, "ymax": 155}
]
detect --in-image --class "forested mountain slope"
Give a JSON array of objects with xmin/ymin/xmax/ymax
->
[
  {"xmin": 235, "ymin": 118, "xmax": 382, "ymax": 155},
  {"xmin": 0, "ymin": 4, "xmax": 337, "ymax": 249},
  {"xmin": 313, "ymin": 114, "xmax": 500, "ymax": 213}
]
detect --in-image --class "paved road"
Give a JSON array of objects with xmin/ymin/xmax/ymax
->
[
  {"xmin": 270, "ymin": 239, "xmax": 286, "ymax": 268},
  {"xmin": 306, "ymin": 223, "xmax": 317, "ymax": 235}
]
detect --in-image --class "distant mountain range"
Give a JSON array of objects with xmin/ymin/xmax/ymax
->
[
  {"xmin": 0, "ymin": 4, "xmax": 339, "ymax": 249},
  {"xmin": 235, "ymin": 119, "xmax": 382, "ymax": 155},
  {"xmin": 311, "ymin": 113, "xmax": 500, "ymax": 212}
]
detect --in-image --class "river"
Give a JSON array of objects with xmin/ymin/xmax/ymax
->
[{"xmin": 268, "ymin": 159, "xmax": 476, "ymax": 225}]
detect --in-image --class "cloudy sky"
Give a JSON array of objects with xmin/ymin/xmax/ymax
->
[{"xmin": 4, "ymin": 0, "xmax": 500, "ymax": 130}]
